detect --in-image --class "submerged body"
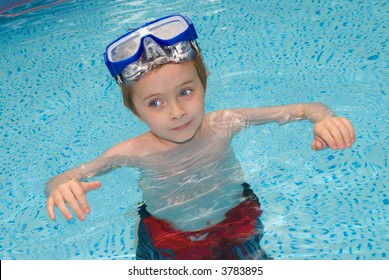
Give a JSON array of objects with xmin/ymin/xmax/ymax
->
[{"xmin": 135, "ymin": 108, "xmax": 251, "ymax": 231}]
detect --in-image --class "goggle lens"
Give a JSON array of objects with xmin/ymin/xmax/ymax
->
[
  {"xmin": 109, "ymin": 33, "xmax": 141, "ymax": 62},
  {"xmin": 149, "ymin": 18, "xmax": 188, "ymax": 40}
]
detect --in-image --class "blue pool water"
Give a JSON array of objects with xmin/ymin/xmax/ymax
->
[{"xmin": 0, "ymin": 0, "xmax": 388, "ymax": 259}]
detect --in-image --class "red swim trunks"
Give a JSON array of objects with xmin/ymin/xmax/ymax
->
[{"xmin": 136, "ymin": 183, "xmax": 269, "ymax": 260}]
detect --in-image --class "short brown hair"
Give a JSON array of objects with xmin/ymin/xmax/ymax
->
[{"xmin": 118, "ymin": 42, "xmax": 207, "ymax": 116}]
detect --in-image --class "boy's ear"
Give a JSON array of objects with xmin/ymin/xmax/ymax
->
[{"xmin": 206, "ymin": 71, "xmax": 210, "ymax": 77}]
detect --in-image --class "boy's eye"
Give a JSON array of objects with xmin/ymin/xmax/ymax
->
[
  {"xmin": 179, "ymin": 89, "xmax": 192, "ymax": 97},
  {"xmin": 149, "ymin": 100, "xmax": 162, "ymax": 107}
]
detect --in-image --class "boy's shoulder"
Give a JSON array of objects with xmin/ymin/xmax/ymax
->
[
  {"xmin": 206, "ymin": 109, "xmax": 247, "ymax": 130},
  {"xmin": 103, "ymin": 133, "xmax": 157, "ymax": 158}
]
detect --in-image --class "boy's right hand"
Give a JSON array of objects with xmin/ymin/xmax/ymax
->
[{"xmin": 46, "ymin": 180, "xmax": 101, "ymax": 221}]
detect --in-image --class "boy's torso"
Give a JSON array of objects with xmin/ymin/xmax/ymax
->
[{"xmin": 129, "ymin": 110, "xmax": 249, "ymax": 231}]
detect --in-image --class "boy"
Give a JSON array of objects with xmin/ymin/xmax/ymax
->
[{"xmin": 45, "ymin": 14, "xmax": 355, "ymax": 259}]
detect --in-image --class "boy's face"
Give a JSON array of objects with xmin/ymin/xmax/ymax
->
[{"xmin": 131, "ymin": 61, "xmax": 206, "ymax": 146}]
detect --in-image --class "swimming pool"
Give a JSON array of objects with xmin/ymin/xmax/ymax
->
[{"xmin": 0, "ymin": 0, "xmax": 387, "ymax": 260}]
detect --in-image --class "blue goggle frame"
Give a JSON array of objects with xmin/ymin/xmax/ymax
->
[{"xmin": 104, "ymin": 14, "xmax": 198, "ymax": 77}]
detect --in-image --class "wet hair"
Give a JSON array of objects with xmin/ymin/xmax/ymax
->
[{"xmin": 118, "ymin": 42, "xmax": 207, "ymax": 116}]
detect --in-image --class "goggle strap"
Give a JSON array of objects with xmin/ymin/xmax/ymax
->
[
  {"xmin": 115, "ymin": 75, "xmax": 123, "ymax": 85},
  {"xmin": 191, "ymin": 41, "xmax": 200, "ymax": 53}
]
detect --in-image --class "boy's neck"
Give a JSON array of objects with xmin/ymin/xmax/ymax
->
[{"xmin": 147, "ymin": 120, "xmax": 206, "ymax": 152}]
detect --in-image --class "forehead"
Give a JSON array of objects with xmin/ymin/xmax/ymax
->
[{"xmin": 131, "ymin": 62, "xmax": 199, "ymax": 95}]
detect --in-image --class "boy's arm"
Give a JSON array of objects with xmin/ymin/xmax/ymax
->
[
  {"xmin": 45, "ymin": 143, "xmax": 133, "ymax": 221},
  {"xmin": 233, "ymin": 102, "xmax": 355, "ymax": 150},
  {"xmin": 234, "ymin": 103, "xmax": 331, "ymax": 125},
  {"xmin": 45, "ymin": 151, "xmax": 123, "ymax": 196}
]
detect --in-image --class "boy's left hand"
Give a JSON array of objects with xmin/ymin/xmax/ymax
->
[{"xmin": 311, "ymin": 117, "xmax": 355, "ymax": 150}]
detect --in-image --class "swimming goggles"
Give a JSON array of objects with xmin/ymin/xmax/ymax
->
[{"xmin": 104, "ymin": 14, "xmax": 198, "ymax": 86}]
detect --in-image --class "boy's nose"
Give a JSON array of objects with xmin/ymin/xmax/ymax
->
[{"xmin": 170, "ymin": 102, "xmax": 186, "ymax": 120}]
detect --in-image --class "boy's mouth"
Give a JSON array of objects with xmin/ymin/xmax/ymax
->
[{"xmin": 171, "ymin": 121, "xmax": 192, "ymax": 131}]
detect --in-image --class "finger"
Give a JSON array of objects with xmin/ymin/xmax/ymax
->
[
  {"xmin": 61, "ymin": 193, "xmax": 85, "ymax": 220},
  {"xmin": 72, "ymin": 182, "xmax": 91, "ymax": 214},
  {"xmin": 77, "ymin": 181, "xmax": 102, "ymax": 214},
  {"xmin": 326, "ymin": 118, "xmax": 351, "ymax": 150},
  {"xmin": 336, "ymin": 119, "xmax": 353, "ymax": 149},
  {"xmin": 311, "ymin": 139, "xmax": 321, "ymax": 150},
  {"xmin": 331, "ymin": 118, "xmax": 356, "ymax": 149},
  {"xmin": 340, "ymin": 118, "xmax": 355, "ymax": 146},
  {"xmin": 327, "ymin": 124, "xmax": 345, "ymax": 149},
  {"xmin": 52, "ymin": 193, "xmax": 74, "ymax": 220},
  {"xmin": 61, "ymin": 182, "xmax": 86, "ymax": 220},
  {"xmin": 312, "ymin": 138, "xmax": 327, "ymax": 150},
  {"xmin": 315, "ymin": 126, "xmax": 338, "ymax": 150},
  {"xmin": 46, "ymin": 196, "xmax": 56, "ymax": 220},
  {"xmin": 82, "ymin": 181, "xmax": 102, "ymax": 192}
]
